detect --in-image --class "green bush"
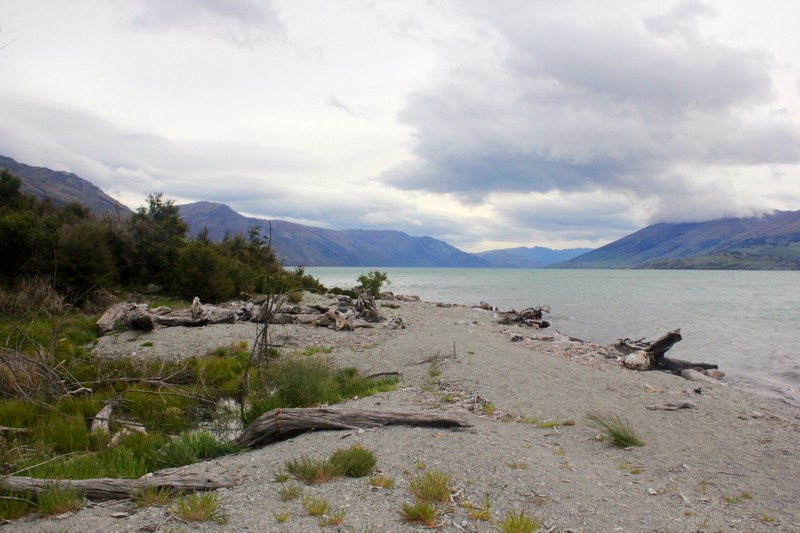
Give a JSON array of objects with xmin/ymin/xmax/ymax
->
[{"xmin": 357, "ymin": 271, "xmax": 389, "ymax": 298}]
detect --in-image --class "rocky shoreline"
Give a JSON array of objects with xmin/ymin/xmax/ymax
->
[{"xmin": 7, "ymin": 294, "xmax": 800, "ymax": 532}]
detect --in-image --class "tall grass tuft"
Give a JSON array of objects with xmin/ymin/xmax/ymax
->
[
  {"xmin": 285, "ymin": 456, "xmax": 342, "ymax": 485},
  {"xmin": 410, "ymin": 469, "xmax": 453, "ymax": 503},
  {"xmin": 145, "ymin": 431, "xmax": 243, "ymax": 471},
  {"xmin": 398, "ymin": 501, "xmax": 439, "ymax": 527},
  {"xmin": 36, "ymin": 484, "xmax": 83, "ymax": 516},
  {"xmin": 497, "ymin": 509, "xmax": 542, "ymax": 533},
  {"xmin": 587, "ymin": 412, "xmax": 645, "ymax": 448},
  {"xmin": 169, "ymin": 492, "xmax": 227, "ymax": 524},
  {"xmin": 329, "ymin": 445, "xmax": 377, "ymax": 478}
]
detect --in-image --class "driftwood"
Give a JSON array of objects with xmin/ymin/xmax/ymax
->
[
  {"xmin": 0, "ymin": 469, "xmax": 239, "ymax": 501},
  {"xmin": 617, "ymin": 329, "xmax": 720, "ymax": 375},
  {"xmin": 495, "ymin": 306, "xmax": 551, "ymax": 329},
  {"xmin": 236, "ymin": 407, "xmax": 472, "ymax": 448},
  {"xmin": 96, "ymin": 301, "xmax": 236, "ymax": 335}
]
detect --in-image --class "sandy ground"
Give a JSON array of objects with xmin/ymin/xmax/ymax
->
[{"xmin": 6, "ymin": 295, "xmax": 800, "ymax": 532}]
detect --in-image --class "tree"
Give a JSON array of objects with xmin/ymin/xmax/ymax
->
[
  {"xmin": 357, "ymin": 271, "xmax": 390, "ymax": 298},
  {"xmin": 124, "ymin": 193, "xmax": 188, "ymax": 286},
  {"xmin": 0, "ymin": 169, "xmax": 22, "ymax": 207}
]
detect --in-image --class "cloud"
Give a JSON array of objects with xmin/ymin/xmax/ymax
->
[
  {"xmin": 121, "ymin": 0, "xmax": 284, "ymax": 48},
  {"xmin": 382, "ymin": 1, "xmax": 800, "ymax": 224}
]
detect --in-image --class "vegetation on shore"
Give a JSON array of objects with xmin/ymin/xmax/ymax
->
[{"xmin": 0, "ymin": 170, "xmax": 398, "ymax": 520}]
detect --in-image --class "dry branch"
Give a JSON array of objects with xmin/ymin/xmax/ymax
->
[
  {"xmin": 0, "ymin": 469, "xmax": 239, "ymax": 501},
  {"xmin": 236, "ymin": 407, "xmax": 472, "ymax": 448}
]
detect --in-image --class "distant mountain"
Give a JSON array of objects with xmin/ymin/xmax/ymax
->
[
  {"xmin": 179, "ymin": 201, "xmax": 490, "ymax": 267},
  {"xmin": 476, "ymin": 246, "xmax": 592, "ymax": 268},
  {"xmin": 558, "ymin": 210, "xmax": 800, "ymax": 269},
  {"xmin": 0, "ymin": 155, "xmax": 133, "ymax": 216}
]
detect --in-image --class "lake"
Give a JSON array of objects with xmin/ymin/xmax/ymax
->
[{"xmin": 304, "ymin": 267, "xmax": 800, "ymax": 395}]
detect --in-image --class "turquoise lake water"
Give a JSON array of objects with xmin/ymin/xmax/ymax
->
[{"xmin": 304, "ymin": 267, "xmax": 800, "ymax": 395}]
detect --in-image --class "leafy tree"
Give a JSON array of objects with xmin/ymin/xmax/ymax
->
[
  {"xmin": 0, "ymin": 168, "xmax": 22, "ymax": 207},
  {"xmin": 170, "ymin": 240, "xmax": 235, "ymax": 303},
  {"xmin": 55, "ymin": 220, "xmax": 117, "ymax": 299},
  {"xmin": 124, "ymin": 192, "xmax": 188, "ymax": 286},
  {"xmin": 357, "ymin": 271, "xmax": 390, "ymax": 298}
]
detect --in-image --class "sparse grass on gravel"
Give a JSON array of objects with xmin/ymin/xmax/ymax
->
[{"xmin": 398, "ymin": 500, "xmax": 439, "ymax": 527}]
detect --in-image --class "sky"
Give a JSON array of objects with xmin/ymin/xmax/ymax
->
[{"xmin": 2, "ymin": 0, "xmax": 800, "ymax": 252}]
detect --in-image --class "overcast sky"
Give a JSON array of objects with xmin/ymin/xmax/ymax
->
[{"xmin": 2, "ymin": 1, "xmax": 799, "ymax": 251}]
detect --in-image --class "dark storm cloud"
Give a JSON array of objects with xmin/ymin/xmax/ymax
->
[{"xmin": 383, "ymin": 1, "xmax": 800, "ymax": 211}]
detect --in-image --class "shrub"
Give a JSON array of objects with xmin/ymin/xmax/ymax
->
[{"xmin": 357, "ymin": 271, "xmax": 389, "ymax": 298}]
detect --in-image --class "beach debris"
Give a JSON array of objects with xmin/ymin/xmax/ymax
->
[
  {"xmin": 646, "ymin": 401, "xmax": 697, "ymax": 411},
  {"xmin": 235, "ymin": 407, "xmax": 472, "ymax": 448},
  {"xmin": 494, "ymin": 306, "xmax": 551, "ymax": 329},
  {"xmin": 680, "ymin": 369, "xmax": 726, "ymax": 385}
]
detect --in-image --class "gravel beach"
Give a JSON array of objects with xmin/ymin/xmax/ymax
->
[{"xmin": 8, "ymin": 295, "xmax": 800, "ymax": 532}]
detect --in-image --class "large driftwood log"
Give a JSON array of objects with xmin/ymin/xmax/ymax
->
[
  {"xmin": 617, "ymin": 329, "xmax": 719, "ymax": 373},
  {"xmin": 236, "ymin": 408, "xmax": 472, "ymax": 448},
  {"xmin": 96, "ymin": 301, "xmax": 236, "ymax": 335},
  {"xmin": 0, "ymin": 469, "xmax": 239, "ymax": 501}
]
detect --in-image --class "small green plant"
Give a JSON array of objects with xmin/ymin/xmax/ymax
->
[
  {"xmin": 301, "ymin": 346, "xmax": 333, "ymax": 356},
  {"xmin": 506, "ymin": 461, "xmax": 528, "ymax": 470},
  {"xmin": 723, "ymin": 491, "xmax": 752, "ymax": 504},
  {"xmin": 415, "ymin": 459, "xmax": 426, "ymax": 470},
  {"xmin": 464, "ymin": 493, "xmax": 492, "ymax": 521},
  {"xmin": 760, "ymin": 514, "xmax": 778, "ymax": 523},
  {"xmin": 481, "ymin": 402, "xmax": 496, "ymax": 416},
  {"xmin": 410, "ymin": 469, "xmax": 452, "ymax": 503},
  {"xmin": 326, "ymin": 508, "xmax": 347, "ymax": 525},
  {"xmin": 134, "ymin": 486, "xmax": 175, "ymax": 507},
  {"xmin": 398, "ymin": 500, "xmax": 439, "ymax": 527},
  {"xmin": 357, "ymin": 271, "xmax": 390, "ymax": 298},
  {"xmin": 587, "ymin": 412, "xmax": 645, "ymax": 448},
  {"xmin": 272, "ymin": 472, "xmax": 290, "ymax": 483},
  {"xmin": 169, "ymin": 492, "xmax": 227, "ymax": 524},
  {"xmin": 330, "ymin": 445, "xmax": 377, "ymax": 477},
  {"xmin": 278, "ymin": 483, "xmax": 303, "ymax": 502},
  {"xmin": 497, "ymin": 509, "xmax": 542, "ymax": 533},
  {"xmin": 369, "ymin": 474, "xmax": 395, "ymax": 489},
  {"xmin": 273, "ymin": 511, "xmax": 289, "ymax": 523},
  {"xmin": 285, "ymin": 456, "xmax": 342, "ymax": 485},
  {"xmin": 140, "ymin": 341, "xmax": 154, "ymax": 347},
  {"xmin": 302, "ymin": 495, "xmax": 330, "ymax": 516},
  {"xmin": 36, "ymin": 484, "xmax": 83, "ymax": 516}
]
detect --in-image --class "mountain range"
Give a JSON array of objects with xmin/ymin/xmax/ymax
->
[
  {"xmin": 0, "ymin": 155, "xmax": 132, "ymax": 217},
  {"xmin": 4, "ymin": 154, "xmax": 800, "ymax": 269},
  {"xmin": 558, "ymin": 211, "xmax": 800, "ymax": 269}
]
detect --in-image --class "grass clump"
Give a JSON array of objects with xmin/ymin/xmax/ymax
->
[
  {"xmin": 330, "ymin": 444, "xmax": 377, "ymax": 478},
  {"xmin": 398, "ymin": 500, "xmax": 439, "ymax": 527},
  {"xmin": 278, "ymin": 484, "xmax": 303, "ymax": 502},
  {"xmin": 724, "ymin": 491, "xmax": 752, "ymax": 504},
  {"xmin": 301, "ymin": 346, "xmax": 333, "ymax": 356},
  {"xmin": 497, "ymin": 509, "xmax": 542, "ymax": 532},
  {"xmin": 133, "ymin": 486, "xmax": 175, "ymax": 507},
  {"xmin": 302, "ymin": 495, "xmax": 330, "ymax": 516},
  {"xmin": 242, "ymin": 357, "xmax": 398, "ymax": 424},
  {"xmin": 369, "ymin": 474, "xmax": 395, "ymax": 489},
  {"xmin": 169, "ymin": 492, "xmax": 227, "ymax": 524},
  {"xmin": 463, "ymin": 493, "xmax": 492, "ymax": 521},
  {"xmin": 36, "ymin": 484, "xmax": 83, "ymax": 516},
  {"xmin": 285, "ymin": 456, "xmax": 342, "ymax": 485},
  {"xmin": 587, "ymin": 412, "xmax": 645, "ymax": 448},
  {"xmin": 145, "ymin": 431, "xmax": 243, "ymax": 471},
  {"xmin": 410, "ymin": 468, "xmax": 453, "ymax": 503}
]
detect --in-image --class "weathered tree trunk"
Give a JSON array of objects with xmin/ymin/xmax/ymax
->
[
  {"xmin": 617, "ymin": 329, "xmax": 719, "ymax": 373},
  {"xmin": 236, "ymin": 407, "xmax": 472, "ymax": 448},
  {"xmin": 0, "ymin": 470, "xmax": 239, "ymax": 501},
  {"xmin": 95, "ymin": 301, "xmax": 236, "ymax": 335}
]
